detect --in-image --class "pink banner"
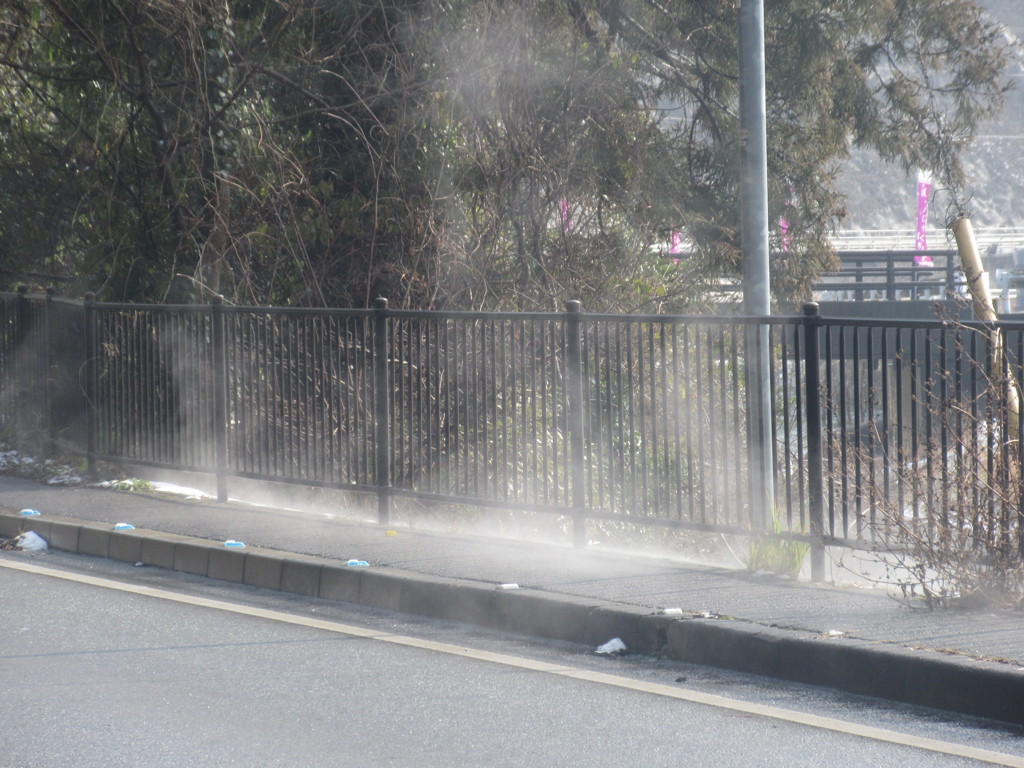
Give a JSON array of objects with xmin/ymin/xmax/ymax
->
[
  {"xmin": 915, "ymin": 171, "xmax": 933, "ymax": 266},
  {"xmin": 559, "ymin": 197, "xmax": 573, "ymax": 233},
  {"xmin": 779, "ymin": 189, "xmax": 793, "ymax": 252},
  {"xmin": 779, "ymin": 216, "xmax": 791, "ymax": 252}
]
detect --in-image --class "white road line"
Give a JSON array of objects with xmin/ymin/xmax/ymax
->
[{"xmin": 3, "ymin": 557, "xmax": 1022, "ymax": 767}]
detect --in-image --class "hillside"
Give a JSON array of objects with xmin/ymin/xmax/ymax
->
[{"xmin": 837, "ymin": 0, "xmax": 1023, "ymax": 237}]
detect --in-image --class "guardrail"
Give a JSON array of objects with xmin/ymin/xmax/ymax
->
[{"xmin": 2, "ymin": 287, "xmax": 1022, "ymax": 578}]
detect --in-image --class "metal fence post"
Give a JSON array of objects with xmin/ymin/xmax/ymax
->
[
  {"xmin": 14, "ymin": 284, "xmax": 28, "ymax": 344},
  {"xmin": 565, "ymin": 300, "xmax": 587, "ymax": 548},
  {"xmin": 83, "ymin": 292, "xmax": 98, "ymax": 478},
  {"xmin": 44, "ymin": 286, "xmax": 56, "ymax": 452},
  {"xmin": 13, "ymin": 286, "xmax": 33, "ymax": 449},
  {"xmin": 803, "ymin": 302, "xmax": 826, "ymax": 582},
  {"xmin": 211, "ymin": 295, "xmax": 229, "ymax": 503},
  {"xmin": 373, "ymin": 297, "xmax": 392, "ymax": 525}
]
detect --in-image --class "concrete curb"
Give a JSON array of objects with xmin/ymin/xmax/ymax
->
[{"xmin": 3, "ymin": 511, "xmax": 1023, "ymax": 725}]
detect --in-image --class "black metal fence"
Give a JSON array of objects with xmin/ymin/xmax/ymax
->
[
  {"xmin": 2, "ymin": 287, "xmax": 1022, "ymax": 575},
  {"xmin": 815, "ymin": 249, "xmax": 960, "ymax": 302}
]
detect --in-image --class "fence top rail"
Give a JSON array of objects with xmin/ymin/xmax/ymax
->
[
  {"xmin": 93, "ymin": 302, "xmax": 214, "ymax": 315},
  {"xmin": 824, "ymin": 266, "xmax": 948, "ymax": 275},
  {"xmin": 217, "ymin": 304, "xmax": 375, "ymax": 319},
  {"xmin": 822, "ymin": 266, "xmax": 950, "ymax": 276},
  {"xmin": 575, "ymin": 311, "xmax": 803, "ymax": 326},
  {"xmin": 815, "ymin": 280, "xmax": 949, "ymax": 290},
  {"xmin": 31, "ymin": 292, "xmax": 1024, "ymax": 332},
  {"xmin": 385, "ymin": 307, "xmax": 567, "ymax": 323},
  {"xmin": 835, "ymin": 249, "xmax": 958, "ymax": 262},
  {"xmin": 815, "ymin": 313, "xmax": 1024, "ymax": 331}
]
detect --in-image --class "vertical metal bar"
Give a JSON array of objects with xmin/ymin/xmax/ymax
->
[
  {"xmin": 409, "ymin": 317, "xmax": 419, "ymax": 493},
  {"xmin": 326, "ymin": 317, "xmax": 339, "ymax": 483},
  {"xmin": 141, "ymin": 309, "xmax": 149, "ymax": 462},
  {"xmin": 733, "ymin": 323, "xmax": 746, "ymax": 524},
  {"xmin": 622, "ymin": 321, "xmax": 631, "ymax": 514},
  {"xmin": 670, "ymin": 323, "xmax": 682, "ymax": 520},
  {"xmin": 540, "ymin": 321, "xmax": 550, "ymax": 504},
  {"xmin": 43, "ymin": 287, "xmax": 56, "ymax": 452},
  {"xmin": 715, "ymin": 324, "xmax": 728, "ymax": 523},
  {"xmin": 969, "ymin": 327, "xmax": 981, "ymax": 536},
  {"xmin": 895, "ymin": 327, "xmax": 906, "ymax": 521},
  {"xmin": 565, "ymin": 301, "xmax": 587, "ymax": 547},
  {"xmin": 490, "ymin": 319, "xmax": 500, "ymax": 500},
  {"xmin": 472, "ymin": 319, "xmax": 481, "ymax": 498},
  {"xmin": 659, "ymin": 322, "xmax": 670, "ymax": 518},
  {"xmin": 614, "ymin": 321, "xmax": 622, "ymax": 514},
  {"xmin": 838, "ymin": 325, "xmax": 849, "ymax": 531},
  {"xmin": 296, "ymin": 314, "xmax": 307, "ymax": 480},
  {"xmin": 312, "ymin": 316, "xmax": 324, "ymax": 482},
  {"xmin": 263, "ymin": 316, "xmax": 275, "ymax": 477},
  {"xmin": 706, "ymin": 325, "xmax": 718, "ymax": 524},
  {"xmin": 880, "ymin": 326, "xmax": 891, "ymax": 541},
  {"xmin": 803, "ymin": 303, "xmax": 826, "ymax": 582},
  {"xmin": 779, "ymin": 322, "xmax": 793, "ymax": 524},
  {"xmin": 924, "ymin": 328, "xmax": 935, "ymax": 532},
  {"xmin": 245, "ymin": 314, "xmax": 257, "ymax": 475},
  {"xmin": 83, "ymin": 293, "xmax": 98, "ymax": 477},
  {"xmin": 851, "ymin": 324, "xmax": 862, "ymax": 534},
  {"xmin": 694, "ymin": 325, "xmax": 706, "ymax": 524},
  {"xmin": 637, "ymin": 322, "xmax": 649, "ymax": 515},
  {"xmin": 682, "ymin": 324, "xmax": 694, "ymax": 522},
  {"xmin": 393, "ymin": 317, "xmax": 404, "ymax": 493},
  {"xmin": 865, "ymin": 326, "xmax": 876, "ymax": 534},
  {"xmin": 596, "ymin": 322, "xmax": 607, "ymax": 511},
  {"xmin": 211, "ymin": 296, "xmax": 229, "ymax": 502},
  {"xmin": 103, "ymin": 309, "xmax": 115, "ymax": 460},
  {"xmin": 509, "ymin": 319, "xmax": 519, "ymax": 502},
  {"xmin": 427, "ymin": 319, "xmax": 438, "ymax": 495},
  {"xmin": 909, "ymin": 328, "xmax": 920, "ymax": 521},
  {"xmin": 644, "ymin": 322, "xmax": 656, "ymax": 517},
  {"xmin": 373, "ymin": 297, "xmax": 392, "ymax": 525},
  {"xmin": 793, "ymin": 319, "xmax": 807, "ymax": 530},
  {"xmin": 125, "ymin": 311, "xmax": 134, "ymax": 461},
  {"xmin": 285, "ymin": 314, "xmax": 295, "ymax": 478},
  {"xmin": 469, "ymin": 318, "xmax": 478, "ymax": 498},
  {"xmin": 152, "ymin": 311, "xmax": 162, "ymax": 462},
  {"xmin": 1017, "ymin": 329, "xmax": 1024, "ymax": 559},
  {"xmin": 824, "ymin": 321, "xmax": 836, "ymax": 537}
]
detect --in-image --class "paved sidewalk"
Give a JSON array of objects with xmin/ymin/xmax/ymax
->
[{"xmin": 2, "ymin": 473, "xmax": 1023, "ymax": 725}]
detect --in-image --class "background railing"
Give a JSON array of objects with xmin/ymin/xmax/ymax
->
[
  {"xmin": 813, "ymin": 249, "xmax": 960, "ymax": 302},
  {"xmin": 2, "ymin": 287, "xmax": 1022, "ymax": 575}
]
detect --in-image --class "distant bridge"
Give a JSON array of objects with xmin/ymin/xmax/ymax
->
[
  {"xmin": 816, "ymin": 229, "xmax": 1024, "ymax": 316},
  {"xmin": 830, "ymin": 227, "xmax": 1024, "ymax": 252}
]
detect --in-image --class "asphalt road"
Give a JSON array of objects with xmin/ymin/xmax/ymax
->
[{"xmin": 2, "ymin": 550, "xmax": 1024, "ymax": 768}]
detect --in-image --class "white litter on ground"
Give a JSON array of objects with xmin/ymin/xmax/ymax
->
[
  {"xmin": 11, "ymin": 531, "xmax": 48, "ymax": 551},
  {"xmin": 595, "ymin": 637, "xmax": 627, "ymax": 655}
]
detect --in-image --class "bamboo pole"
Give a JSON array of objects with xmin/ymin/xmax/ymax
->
[{"xmin": 952, "ymin": 217, "xmax": 1020, "ymax": 434}]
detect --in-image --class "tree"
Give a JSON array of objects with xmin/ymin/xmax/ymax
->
[
  {"xmin": 0, "ymin": 0, "xmax": 1013, "ymax": 310},
  {"xmin": 0, "ymin": 0, "xmax": 432, "ymax": 306}
]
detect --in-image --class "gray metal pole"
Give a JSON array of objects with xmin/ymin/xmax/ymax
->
[{"xmin": 739, "ymin": 0, "xmax": 775, "ymax": 526}]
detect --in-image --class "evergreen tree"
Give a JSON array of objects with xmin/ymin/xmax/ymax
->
[{"xmin": 0, "ymin": 0, "xmax": 1013, "ymax": 309}]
